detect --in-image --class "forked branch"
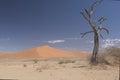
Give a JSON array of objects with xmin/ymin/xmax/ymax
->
[
  {"xmin": 80, "ymin": 12, "xmax": 89, "ymax": 22},
  {"xmin": 81, "ymin": 31, "xmax": 94, "ymax": 38},
  {"xmin": 98, "ymin": 17, "xmax": 107, "ymax": 24},
  {"xmin": 101, "ymin": 27, "xmax": 109, "ymax": 34}
]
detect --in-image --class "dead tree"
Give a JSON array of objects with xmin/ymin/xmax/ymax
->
[{"xmin": 80, "ymin": 0, "xmax": 109, "ymax": 64}]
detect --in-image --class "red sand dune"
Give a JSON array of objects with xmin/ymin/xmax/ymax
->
[{"xmin": 0, "ymin": 45, "xmax": 88, "ymax": 59}]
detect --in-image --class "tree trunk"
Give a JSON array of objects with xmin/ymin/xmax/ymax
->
[
  {"xmin": 118, "ymin": 58, "xmax": 120, "ymax": 80},
  {"xmin": 91, "ymin": 32, "xmax": 99, "ymax": 64}
]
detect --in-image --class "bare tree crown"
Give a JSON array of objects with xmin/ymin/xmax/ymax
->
[{"xmin": 80, "ymin": 0, "xmax": 109, "ymax": 38}]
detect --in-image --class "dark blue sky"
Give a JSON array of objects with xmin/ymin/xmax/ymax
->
[{"xmin": 0, "ymin": 0, "xmax": 120, "ymax": 53}]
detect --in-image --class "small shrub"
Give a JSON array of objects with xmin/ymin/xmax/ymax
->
[
  {"xmin": 35, "ymin": 65, "xmax": 49, "ymax": 72},
  {"xmin": 36, "ymin": 67, "xmax": 42, "ymax": 72},
  {"xmin": 58, "ymin": 60, "xmax": 75, "ymax": 64},
  {"xmin": 23, "ymin": 64, "xmax": 27, "ymax": 67},
  {"xmin": 33, "ymin": 59, "xmax": 39, "ymax": 64}
]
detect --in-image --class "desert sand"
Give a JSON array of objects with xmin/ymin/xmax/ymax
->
[
  {"xmin": 0, "ymin": 58, "xmax": 118, "ymax": 80},
  {"xmin": 0, "ymin": 46, "xmax": 118, "ymax": 80}
]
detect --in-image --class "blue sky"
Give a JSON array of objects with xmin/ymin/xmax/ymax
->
[{"xmin": 0, "ymin": 0, "xmax": 120, "ymax": 53}]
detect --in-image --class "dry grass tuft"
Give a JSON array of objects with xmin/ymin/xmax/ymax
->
[{"xmin": 58, "ymin": 60, "xmax": 75, "ymax": 64}]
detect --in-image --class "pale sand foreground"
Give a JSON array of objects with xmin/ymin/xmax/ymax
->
[{"xmin": 0, "ymin": 58, "xmax": 118, "ymax": 80}]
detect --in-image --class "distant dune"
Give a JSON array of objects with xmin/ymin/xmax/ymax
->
[{"xmin": 0, "ymin": 45, "xmax": 88, "ymax": 59}]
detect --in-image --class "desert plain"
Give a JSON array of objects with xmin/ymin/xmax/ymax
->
[{"xmin": 0, "ymin": 46, "xmax": 118, "ymax": 80}]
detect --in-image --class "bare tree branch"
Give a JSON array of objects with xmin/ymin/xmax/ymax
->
[
  {"xmin": 84, "ymin": 8, "xmax": 90, "ymax": 18},
  {"xmin": 80, "ymin": 12, "xmax": 89, "ymax": 22},
  {"xmin": 81, "ymin": 31, "xmax": 94, "ymax": 38},
  {"xmin": 100, "ymin": 34, "xmax": 104, "ymax": 39},
  {"xmin": 90, "ymin": 0, "xmax": 103, "ymax": 15},
  {"xmin": 98, "ymin": 17, "xmax": 107, "ymax": 24},
  {"xmin": 101, "ymin": 27, "xmax": 109, "ymax": 34}
]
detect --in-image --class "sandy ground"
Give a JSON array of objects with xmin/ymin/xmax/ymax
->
[{"xmin": 0, "ymin": 58, "xmax": 118, "ymax": 80}]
